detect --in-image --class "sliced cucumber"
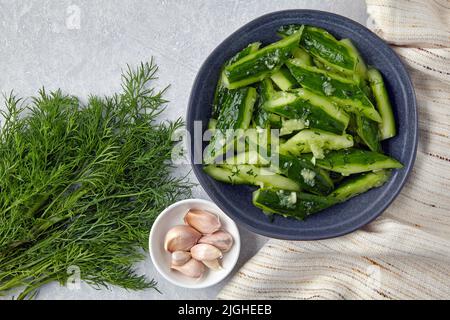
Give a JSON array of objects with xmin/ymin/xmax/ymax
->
[
  {"xmin": 279, "ymin": 129, "xmax": 354, "ymax": 159},
  {"xmin": 221, "ymin": 164, "xmax": 300, "ymax": 191},
  {"xmin": 278, "ymin": 25, "xmax": 357, "ymax": 75},
  {"xmin": 253, "ymin": 78, "xmax": 275, "ymax": 128},
  {"xmin": 208, "ymin": 118, "xmax": 217, "ymax": 130},
  {"xmin": 279, "ymin": 118, "xmax": 306, "ymax": 136},
  {"xmin": 270, "ymin": 67, "xmax": 298, "ymax": 91},
  {"xmin": 355, "ymin": 114, "xmax": 382, "ymax": 152},
  {"xmin": 263, "ymin": 89, "xmax": 350, "ymax": 134},
  {"xmin": 292, "ymin": 47, "xmax": 313, "ymax": 66},
  {"xmin": 224, "ymin": 151, "xmax": 271, "ymax": 166},
  {"xmin": 253, "ymin": 188, "xmax": 337, "ymax": 220},
  {"xmin": 316, "ymin": 148, "xmax": 403, "ymax": 176},
  {"xmin": 286, "ymin": 59, "xmax": 382, "ymax": 123},
  {"xmin": 367, "ymin": 68, "xmax": 396, "ymax": 140},
  {"xmin": 339, "ymin": 38, "xmax": 367, "ymax": 83},
  {"xmin": 331, "ymin": 170, "xmax": 391, "ymax": 202},
  {"xmin": 212, "ymin": 42, "xmax": 261, "ymax": 118},
  {"xmin": 205, "ymin": 87, "xmax": 257, "ymax": 164},
  {"xmin": 223, "ymin": 31, "xmax": 302, "ymax": 89},
  {"xmin": 275, "ymin": 154, "xmax": 334, "ymax": 195},
  {"xmin": 203, "ymin": 165, "xmax": 247, "ymax": 185}
]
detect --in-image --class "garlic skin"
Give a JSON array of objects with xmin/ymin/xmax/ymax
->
[
  {"xmin": 184, "ymin": 209, "xmax": 221, "ymax": 234},
  {"xmin": 164, "ymin": 225, "xmax": 201, "ymax": 252},
  {"xmin": 171, "ymin": 251, "xmax": 191, "ymax": 266},
  {"xmin": 202, "ymin": 259, "xmax": 222, "ymax": 271},
  {"xmin": 198, "ymin": 230, "xmax": 234, "ymax": 252},
  {"xmin": 190, "ymin": 243, "xmax": 223, "ymax": 261},
  {"xmin": 171, "ymin": 258, "xmax": 205, "ymax": 278}
]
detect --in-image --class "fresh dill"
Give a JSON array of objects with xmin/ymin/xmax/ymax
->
[{"xmin": 0, "ymin": 60, "xmax": 191, "ymax": 299}]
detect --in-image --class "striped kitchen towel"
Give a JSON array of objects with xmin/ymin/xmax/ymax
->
[{"xmin": 218, "ymin": 0, "xmax": 450, "ymax": 300}]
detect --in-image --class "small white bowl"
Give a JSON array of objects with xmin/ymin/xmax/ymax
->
[{"xmin": 149, "ymin": 199, "xmax": 241, "ymax": 289}]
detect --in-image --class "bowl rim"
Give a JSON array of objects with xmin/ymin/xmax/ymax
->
[
  {"xmin": 149, "ymin": 198, "xmax": 241, "ymax": 289},
  {"xmin": 186, "ymin": 9, "xmax": 418, "ymax": 240}
]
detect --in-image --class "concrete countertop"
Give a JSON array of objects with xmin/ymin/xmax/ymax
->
[{"xmin": 0, "ymin": 0, "xmax": 368, "ymax": 300}]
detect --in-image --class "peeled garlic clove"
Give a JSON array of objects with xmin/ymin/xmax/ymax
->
[
  {"xmin": 190, "ymin": 243, "xmax": 223, "ymax": 261},
  {"xmin": 171, "ymin": 251, "xmax": 191, "ymax": 266},
  {"xmin": 171, "ymin": 258, "xmax": 205, "ymax": 278},
  {"xmin": 184, "ymin": 209, "xmax": 221, "ymax": 234},
  {"xmin": 164, "ymin": 225, "xmax": 201, "ymax": 252},
  {"xmin": 198, "ymin": 230, "xmax": 234, "ymax": 252},
  {"xmin": 202, "ymin": 259, "xmax": 222, "ymax": 271}
]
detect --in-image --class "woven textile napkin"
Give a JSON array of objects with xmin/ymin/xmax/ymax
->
[{"xmin": 218, "ymin": 0, "xmax": 450, "ymax": 299}]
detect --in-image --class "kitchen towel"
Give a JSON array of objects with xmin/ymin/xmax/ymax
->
[{"xmin": 218, "ymin": 0, "xmax": 450, "ymax": 300}]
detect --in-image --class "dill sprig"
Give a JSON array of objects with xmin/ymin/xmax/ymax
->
[{"xmin": 0, "ymin": 60, "xmax": 192, "ymax": 299}]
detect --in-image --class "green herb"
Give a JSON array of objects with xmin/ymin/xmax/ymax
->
[{"xmin": 0, "ymin": 60, "xmax": 191, "ymax": 299}]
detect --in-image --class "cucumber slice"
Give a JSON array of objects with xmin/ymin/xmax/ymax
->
[
  {"xmin": 279, "ymin": 129, "xmax": 354, "ymax": 159},
  {"xmin": 339, "ymin": 38, "xmax": 368, "ymax": 83},
  {"xmin": 221, "ymin": 165, "xmax": 300, "ymax": 191},
  {"xmin": 286, "ymin": 59, "xmax": 382, "ymax": 123},
  {"xmin": 330, "ymin": 170, "xmax": 391, "ymax": 202},
  {"xmin": 253, "ymin": 188, "xmax": 337, "ymax": 219},
  {"xmin": 279, "ymin": 119, "xmax": 306, "ymax": 136},
  {"xmin": 278, "ymin": 25, "xmax": 357, "ymax": 75},
  {"xmin": 204, "ymin": 165, "xmax": 247, "ymax": 185},
  {"xmin": 216, "ymin": 87, "xmax": 257, "ymax": 131},
  {"xmin": 223, "ymin": 31, "xmax": 302, "ymax": 89},
  {"xmin": 212, "ymin": 42, "xmax": 261, "ymax": 118},
  {"xmin": 276, "ymin": 154, "xmax": 334, "ymax": 195},
  {"xmin": 204, "ymin": 87, "xmax": 257, "ymax": 164},
  {"xmin": 253, "ymin": 78, "xmax": 275, "ymax": 128},
  {"xmin": 208, "ymin": 118, "xmax": 217, "ymax": 130},
  {"xmin": 292, "ymin": 47, "xmax": 313, "ymax": 66},
  {"xmin": 355, "ymin": 114, "xmax": 382, "ymax": 152},
  {"xmin": 270, "ymin": 67, "xmax": 298, "ymax": 91},
  {"xmin": 226, "ymin": 42, "xmax": 261, "ymax": 67},
  {"xmin": 224, "ymin": 151, "xmax": 271, "ymax": 166},
  {"xmin": 263, "ymin": 89, "xmax": 350, "ymax": 134},
  {"xmin": 316, "ymin": 148, "xmax": 403, "ymax": 176},
  {"xmin": 367, "ymin": 68, "xmax": 396, "ymax": 140}
]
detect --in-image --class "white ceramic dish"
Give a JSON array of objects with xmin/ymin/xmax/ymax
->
[{"xmin": 149, "ymin": 198, "xmax": 241, "ymax": 289}]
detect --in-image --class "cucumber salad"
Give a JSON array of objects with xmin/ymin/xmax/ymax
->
[{"xmin": 203, "ymin": 25, "xmax": 403, "ymax": 220}]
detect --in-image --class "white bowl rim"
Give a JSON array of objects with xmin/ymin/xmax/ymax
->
[{"xmin": 149, "ymin": 198, "xmax": 241, "ymax": 289}]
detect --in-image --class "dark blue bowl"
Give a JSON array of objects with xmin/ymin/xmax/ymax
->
[{"xmin": 187, "ymin": 10, "xmax": 417, "ymax": 240}]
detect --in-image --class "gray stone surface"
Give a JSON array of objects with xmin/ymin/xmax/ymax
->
[{"xmin": 0, "ymin": 0, "xmax": 368, "ymax": 300}]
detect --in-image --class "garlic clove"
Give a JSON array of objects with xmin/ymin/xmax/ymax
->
[
  {"xmin": 164, "ymin": 225, "xmax": 201, "ymax": 252},
  {"xmin": 171, "ymin": 251, "xmax": 191, "ymax": 266},
  {"xmin": 202, "ymin": 259, "xmax": 222, "ymax": 271},
  {"xmin": 190, "ymin": 243, "xmax": 223, "ymax": 261},
  {"xmin": 184, "ymin": 209, "xmax": 221, "ymax": 234},
  {"xmin": 198, "ymin": 230, "xmax": 234, "ymax": 252},
  {"xmin": 171, "ymin": 258, "xmax": 205, "ymax": 278}
]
